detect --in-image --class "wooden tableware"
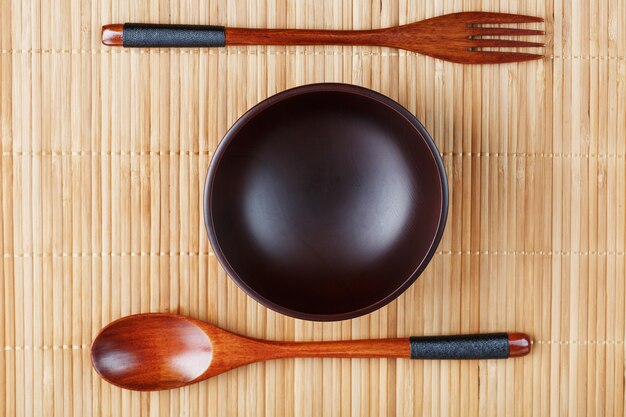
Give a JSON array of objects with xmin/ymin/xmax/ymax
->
[
  {"xmin": 203, "ymin": 84, "xmax": 447, "ymax": 321},
  {"xmin": 102, "ymin": 12, "xmax": 545, "ymax": 64},
  {"xmin": 91, "ymin": 314, "xmax": 532, "ymax": 391}
]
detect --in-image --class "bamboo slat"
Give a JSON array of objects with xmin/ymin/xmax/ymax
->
[{"xmin": 0, "ymin": 0, "xmax": 625, "ymax": 415}]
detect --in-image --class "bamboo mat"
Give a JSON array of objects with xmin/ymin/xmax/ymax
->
[{"xmin": 1, "ymin": 0, "xmax": 625, "ymax": 415}]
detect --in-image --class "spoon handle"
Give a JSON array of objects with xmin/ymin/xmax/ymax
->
[{"xmin": 273, "ymin": 332, "xmax": 530, "ymax": 360}]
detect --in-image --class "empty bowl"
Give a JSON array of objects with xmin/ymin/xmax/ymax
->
[{"xmin": 204, "ymin": 83, "xmax": 448, "ymax": 321}]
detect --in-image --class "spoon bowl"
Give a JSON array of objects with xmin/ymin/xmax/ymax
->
[
  {"xmin": 92, "ymin": 315, "xmax": 214, "ymax": 390},
  {"xmin": 91, "ymin": 314, "xmax": 270, "ymax": 390}
]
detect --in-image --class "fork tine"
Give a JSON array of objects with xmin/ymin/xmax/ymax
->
[
  {"xmin": 469, "ymin": 39, "xmax": 545, "ymax": 48},
  {"xmin": 469, "ymin": 51, "xmax": 544, "ymax": 64},
  {"xmin": 464, "ymin": 12, "xmax": 544, "ymax": 24},
  {"xmin": 470, "ymin": 27, "xmax": 545, "ymax": 36}
]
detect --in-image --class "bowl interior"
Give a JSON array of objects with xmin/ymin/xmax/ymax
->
[{"xmin": 206, "ymin": 86, "xmax": 446, "ymax": 320}]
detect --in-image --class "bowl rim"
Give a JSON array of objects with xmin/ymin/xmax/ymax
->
[{"xmin": 204, "ymin": 83, "xmax": 449, "ymax": 321}]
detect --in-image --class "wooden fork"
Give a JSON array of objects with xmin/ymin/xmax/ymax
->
[{"xmin": 102, "ymin": 12, "xmax": 545, "ymax": 64}]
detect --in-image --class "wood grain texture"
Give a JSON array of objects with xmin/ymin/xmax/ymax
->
[
  {"xmin": 0, "ymin": 0, "xmax": 624, "ymax": 415},
  {"xmin": 223, "ymin": 12, "xmax": 548, "ymax": 66},
  {"xmin": 91, "ymin": 313, "xmax": 412, "ymax": 391},
  {"xmin": 102, "ymin": 12, "xmax": 546, "ymax": 64},
  {"xmin": 90, "ymin": 314, "xmax": 529, "ymax": 391}
]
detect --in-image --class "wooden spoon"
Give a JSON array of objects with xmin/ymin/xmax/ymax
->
[{"xmin": 91, "ymin": 313, "xmax": 531, "ymax": 391}]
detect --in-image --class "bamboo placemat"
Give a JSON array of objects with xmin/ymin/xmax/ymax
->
[{"xmin": 1, "ymin": 0, "xmax": 625, "ymax": 415}]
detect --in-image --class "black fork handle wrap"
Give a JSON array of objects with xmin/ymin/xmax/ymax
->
[{"xmin": 122, "ymin": 24, "xmax": 226, "ymax": 47}]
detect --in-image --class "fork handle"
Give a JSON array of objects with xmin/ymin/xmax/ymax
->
[{"xmin": 102, "ymin": 24, "xmax": 386, "ymax": 47}]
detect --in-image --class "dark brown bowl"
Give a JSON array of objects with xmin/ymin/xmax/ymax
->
[{"xmin": 204, "ymin": 84, "xmax": 448, "ymax": 321}]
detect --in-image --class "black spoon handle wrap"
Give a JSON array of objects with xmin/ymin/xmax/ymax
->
[
  {"xmin": 122, "ymin": 24, "xmax": 226, "ymax": 47},
  {"xmin": 409, "ymin": 333, "xmax": 510, "ymax": 359}
]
